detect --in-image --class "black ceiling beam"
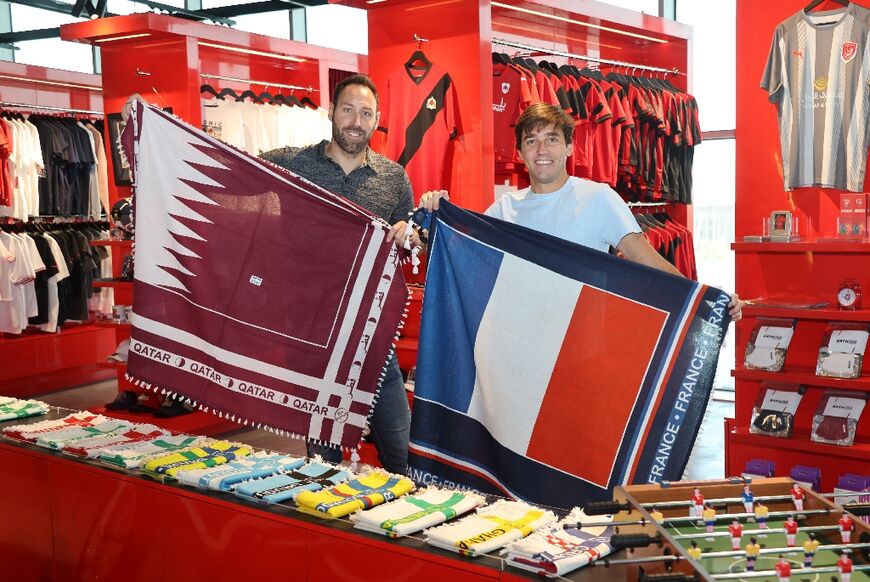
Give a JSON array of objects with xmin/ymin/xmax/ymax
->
[
  {"xmin": 5, "ymin": 0, "xmax": 118, "ymax": 17},
  {"xmin": 0, "ymin": 27, "xmax": 62, "ymax": 43},
  {"xmin": 196, "ymin": 0, "xmax": 326, "ymax": 18},
  {"xmin": 6, "ymin": 0, "xmax": 236, "ymax": 26}
]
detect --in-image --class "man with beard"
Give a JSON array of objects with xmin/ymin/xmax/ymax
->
[
  {"xmin": 260, "ymin": 74, "xmax": 416, "ymax": 474},
  {"xmin": 123, "ymin": 74, "xmax": 419, "ymax": 475}
]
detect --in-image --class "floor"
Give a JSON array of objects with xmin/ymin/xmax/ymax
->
[{"xmin": 35, "ymin": 379, "xmax": 736, "ymax": 480}]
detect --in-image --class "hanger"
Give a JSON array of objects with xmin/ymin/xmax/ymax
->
[
  {"xmin": 218, "ymin": 87, "xmax": 240, "ymax": 101},
  {"xmin": 200, "ymin": 84, "xmax": 220, "ymax": 99},
  {"xmin": 236, "ymin": 89, "xmax": 260, "ymax": 103},
  {"xmin": 300, "ymin": 95, "xmax": 317, "ymax": 109},
  {"xmin": 804, "ymin": 0, "xmax": 849, "ymax": 13}
]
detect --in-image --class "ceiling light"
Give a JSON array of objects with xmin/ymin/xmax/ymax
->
[
  {"xmin": 491, "ymin": 2, "xmax": 668, "ymax": 44},
  {"xmin": 199, "ymin": 42, "xmax": 306, "ymax": 63},
  {"xmin": 94, "ymin": 33, "xmax": 152, "ymax": 43},
  {"xmin": 0, "ymin": 74, "xmax": 101, "ymax": 91}
]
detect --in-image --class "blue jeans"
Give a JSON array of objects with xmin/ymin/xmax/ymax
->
[{"xmin": 307, "ymin": 355, "xmax": 410, "ymax": 474}]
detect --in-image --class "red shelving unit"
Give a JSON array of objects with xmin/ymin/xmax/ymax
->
[
  {"xmin": 0, "ymin": 62, "xmax": 115, "ymax": 397},
  {"xmin": 731, "ymin": 0, "xmax": 870, "ymax": 490}
]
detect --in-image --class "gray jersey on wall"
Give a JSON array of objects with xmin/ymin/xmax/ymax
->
[{"xmin": 762, "ymin": 3, "xmax": 870, "ymax": 192}]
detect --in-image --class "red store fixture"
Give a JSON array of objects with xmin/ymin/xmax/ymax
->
[
  {"xmin": 0, "ymin": 62, "xmax": 116, "ymax": 398},
  {"xmin": 730, "ymin": 0, "xmax": 870, "ymax": 490}
]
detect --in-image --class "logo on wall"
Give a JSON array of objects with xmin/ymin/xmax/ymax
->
[
  {"xmin": 843, "ymin": 41, "xmax": 858, "ymax": 63},
  {"xmin": 426, "ymin": 96, "xmax": 437, "ymax": 110},
  {"xmin": 814, "ymin": 75, "xmax": 829, "ymax": 92},
  {"xmin": 501, "ymin": 82, "xmax": 511, "ymax": 94}
]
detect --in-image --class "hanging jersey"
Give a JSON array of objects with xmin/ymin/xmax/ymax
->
[
  {"xmin": 493, "ymin": 63, "xmax": 534, "ymax": 163},
  {"xmin": 762, "ymin": 3, "xmax": 870, "ymax": 191},
  {"xmin": 381, "ymin": 61, "xmax": 460, "ymax": 198}
]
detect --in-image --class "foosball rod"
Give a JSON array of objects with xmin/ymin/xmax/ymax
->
[
  {"xmin": 644, "ymin": 494, "xmax": 870, "ymax": 511},
  {"xmin": 699, "ymin": 542, "xmax": 870, "ymax": 559},
  {"xmin": 672, "ymin": 524, "xmax": 839, "ymax": 541},
  {"xmin": 710, "ymin": 564, "xmax": 870, "ymax": 580},
  {"xmin": 587, "ymin": 554, "xmax": 683, "ymax": 568},
  {"xmin": 663, "ymin": 508, "xmax": 831, "ymax": 525}
]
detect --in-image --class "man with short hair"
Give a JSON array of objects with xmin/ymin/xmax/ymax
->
[
  {"xmin": 420, "ymin": 103, "xmax": 744, "ymax": 319},
  {"xmin": 259, "ymin": 74, "xmax": 420, "ymax": 474}
]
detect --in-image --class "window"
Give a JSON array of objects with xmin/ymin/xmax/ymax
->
[
  {"xmin": 306, "ymin": 4, "xmax": 367, "ymax": 55},
  {"xmin": 599, "ymin": 0, "xmax": 660, "ymax": 15},
  {"xmin": 10, "ymin": 5, "xmax": 94, "ymax": 73}
]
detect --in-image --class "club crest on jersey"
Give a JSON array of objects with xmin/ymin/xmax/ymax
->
[
  {"xmin": 501, "ymin": 82, "xmax": 511, "ymax": 94},
  {"xmin": 843, "ymin": 41, "xmax": 858, "ymax": 63},
  {"xmin": 426, "ymin": 97, "xmax": 437, "ymax": 110}
]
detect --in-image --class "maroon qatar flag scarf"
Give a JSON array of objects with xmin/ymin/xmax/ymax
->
[{"xmin": 120, "ymin": 103, "xmax": 408, "ymax": 450}]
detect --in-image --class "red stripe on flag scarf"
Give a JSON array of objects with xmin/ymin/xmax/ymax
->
[{"xmin": 526, "ymin": 286, "xmax": 667, "ymax": 486}]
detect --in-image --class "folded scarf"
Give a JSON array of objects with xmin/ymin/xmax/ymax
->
[
  {"xmin": 176, "ymin": 453, "xmax": 305, "ymax": 491},
  {"xmin": 37, "ymin": 419, "xmax": 132, "ymax": 450},
  {"xmin": 295, "ymin": 470, "xmax": 416, "ymax": 518},
  {"xmin": 63, "ymin": 424, "xmax": 169, "ymax": 458},
  {"xmin": 3, "ymin": 412, "xmax": 106, "ymax": 442},
  {"xmin": 351, "ymin": 486, "xmax": 485, "ymax": 537},
  {"xmin": 99, "ymin": 435, "xmax": 204, "ymax": 469},
  {"xmin": 0, "ymin": 398, "xmax": 49, "ymax": 422},
  {"xmin": 504, "ymin": 507, "xmax": 615, "ymax": 576},
  {"xmin": 425, "ymin": 499, "xmax": 556, "ymax": 557},
  {"xmin": 143, "ymin": 441, "xmax": 251, "ymax": 478},
  {"xmin": 235, "ymin": 461, "xmax": 351, "ymax": 504}
]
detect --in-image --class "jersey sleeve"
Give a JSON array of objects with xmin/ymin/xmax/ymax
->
[
  {"xmin": 761, "ymin": 26, "xmax": 784, "ymax": 102},
  {"xmin": 483, "ymin": 198, "xmax": 504, "ymax": 220},
  {"xmin": 445, "ymin": 76, "xmax": 461, "ymax": 139}
]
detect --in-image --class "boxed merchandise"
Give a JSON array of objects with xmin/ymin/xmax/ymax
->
[
  {"xmin": 743, "ymin": 318, "xmax": 795, "ymax": 372},
  {"xmin": 834, "ymin": 474, "xmax": 870, "ymax": 506},
  {"xmin": 789, "ymin": 465, "xmax": 821, "ymax": 492},
  {"xmin": 749, "ymin": 384, "xmax": 805, "ymax": 438},
  {"xmin": 810, "ymin": 391, "xmax": 867, "ymax": 446},
  {"xmin": 742, "ymin": 459, "xmax": 776, "ymax": 480},
  {"xmin": 839, "ymin": 193, "xmax": 867, "ymax": 237},
  {"xmin": 816, "ymin": 323, "xmax": 870, "ymax": 379}
]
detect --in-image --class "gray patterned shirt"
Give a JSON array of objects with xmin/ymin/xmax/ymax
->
[{"xmin": 260, "ymin": 140, "xmax": 414, "ymax": 224}]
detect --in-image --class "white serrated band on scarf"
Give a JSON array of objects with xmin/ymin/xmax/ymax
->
[
  {"xmin": 128, "ymin": 337, "xmax": 367, "ymax": 429},
  {"xmin": 327, "ymin": 239, "xmax": 400, "ymax": 444}
]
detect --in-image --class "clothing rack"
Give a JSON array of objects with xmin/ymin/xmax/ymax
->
[
  {"xmin": 199, "ymin": 73, "xmax": 318, "ymax": 93},
  {"xmin": 0, "ymin": 101, "xmax": 103, "ymax": 116},
  {"xmin": 492, "ymin": 37, "xmax": 683, "ymax": 75},
  {"xmin": 628, "ymin": 201, "xmax": 670, "ymax": 208}
]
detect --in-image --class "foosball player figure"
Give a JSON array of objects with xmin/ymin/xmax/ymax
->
[
  {"xmin": 650, "ymin": 506, "xmax": 664, "ymax": 523},
  {"xmin": 791, "ymin": 482, "xmax": 805, "ymax": 513},
  {"xmin": 691, "ymin": 487, "xmax": 704, "ymax": 518},
  {"xmin": 837, "ymin": 549, "xmax": 853, "ymax": 582},
  {"xmin": 803, "ymin": 532, "xmax": 819, "ymax": 568},
  {"xmin": 745, "ymin": 536, "xmax": 761, "ymax": 572},
  {"xmin": 742, "ymin": 484, "xmax": 755, "ymax": 514},
  {"xmin": 687, "ymin": 540, "xmax": 702, "ymax": 561},
  {"xmin": 839, "ymin": 513, "xmax": 855, "ymax": 544},
  {"xmin": 703, "ymin": 503, "xmax": 717, "ymax": 540},
  {"xmin": 755, "ymin": 501, "xmax": 769, "ymax": 532},
  {"xmin": 729, "ymin": 519, "xmax": 744, "ymax": 551},
  {"xmin": 783, "ymin": 514, "xmax": 798, "ymax": 547},
  {"xmin": 775, "ymin": 554, "xmax": 792, "ymax": 582}
]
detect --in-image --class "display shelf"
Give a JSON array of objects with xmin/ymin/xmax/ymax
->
[
  {"xmin": 93, "ymin": 280, "xmax": 133, "ymax": 291},
  {"xmin": 728, "ymin": 427, "xmax": 870, "ymax": 463},
  {"xmin": 732, "ymin": 241, "xmax": 870, "ymax": 253},
  {"xmin": 96, "ymin": 361, "xmax": 126, "ymax": 371},
  {"xmin": 732, "ymin": 367, "xmax": 870, "ymax": 392},
  {"xmin": 743, "ymin": 305, "xmax": 870, "ymax": 322},
  {"xmin": 89, "ymin": 239, "xmax": 133, "ymax": 248},
  {"xmin": 93, "ymin": 320, "xmax": 131, "ymax": 329},
  {"xmin": 90, "ymin": 406, "xmax": 240, "ymax": 436}
]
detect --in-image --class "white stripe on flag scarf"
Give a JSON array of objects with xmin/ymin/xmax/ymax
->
[{"xmin": 466, "ymin": 253, "xmax": 583, "ymax": 455}]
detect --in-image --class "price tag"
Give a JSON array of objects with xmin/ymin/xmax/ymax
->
[
  {"xmin": 828, "ymin": 330, "xmax": 869, "ymax": 355},
  {"xmin": 754, "ymin": 326, "xmax": 794, "ymax": 349},
  {"xmin": 822, "ymin": 396, "xmax": 867, "ymax": 419}
]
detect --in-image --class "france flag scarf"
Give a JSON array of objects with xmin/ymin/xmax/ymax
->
[{"xmin": 407, "ymin": 202, "xmax": 729, "ymax": 508}]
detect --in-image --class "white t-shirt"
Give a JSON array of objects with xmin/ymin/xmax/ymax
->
[{"xmin": 484, "ymin": 177, "xmax": 641, "ymax": 252}]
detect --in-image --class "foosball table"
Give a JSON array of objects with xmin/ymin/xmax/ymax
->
[{"xmin": 560, "ymin": 477, "xmax": 870, "ymax": 581}]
